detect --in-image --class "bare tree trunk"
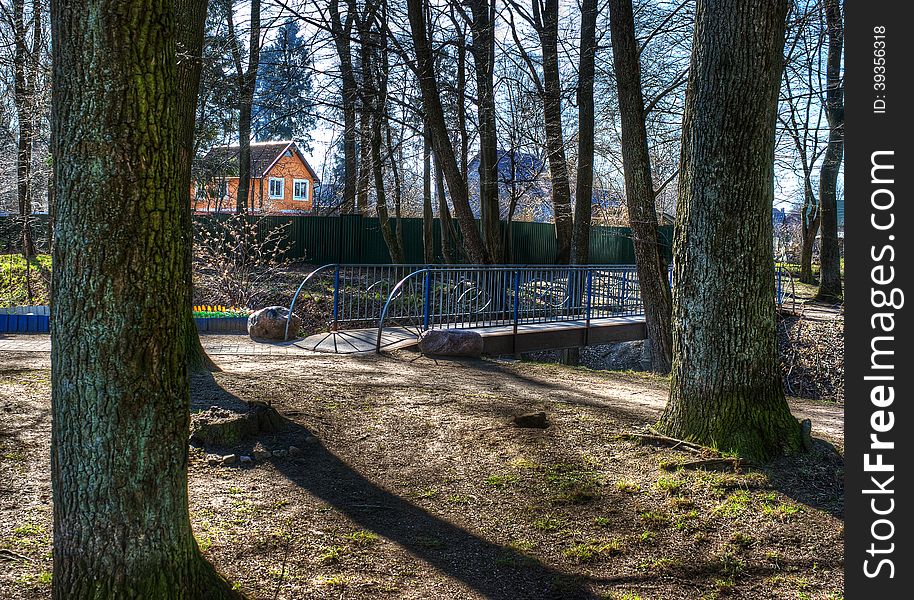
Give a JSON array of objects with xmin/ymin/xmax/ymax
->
[
  {"xmin": 50, "ymin": 0, "xmax": 243, "ymax": 595},
  {"xmin": 227, "ymin": 0, "xmax": 261, "ymax": 213},
  {"xmin": 657, "ymin": 0, "xmax": 803, "ymax": 461},
  {"xmin": 406, "ymin": 0, "xmax": 489, "ymax": 263},
  {"xmin": 12, "ymin": 0, "xmax": 38, "ymax": 258},
  {"xmin": 571, "ymin": 0, "xmax": 597, "ymax": 266},
  {"xmin": 329, "ymin": 0, "xmax": 358, "ymax": 214},
  {"xmin": 434, "ymin": 149, "xmax": 457, "ymax": 264},
  {"xmin": 608, "ymin": 0, "xmax": 673, "ymax": 373},
  {"xmin": 363, "ymin": 9, "xmax": 404, "ymax": 263},
  {"xmin": 816, "ymin": 0, "xmax": 843, "ymax": 301},
  {"xmin": 422, "ymin": 126, "xmax": 435, "ymax": 263},
  {"xmin": 467, "ymin": 0, "xmax": 504, "ymax": 262},
  {"xmin": 176, "ymin": 0, "xmax": 220, "ymax": 373},
  {"xmin": 536, "ymin": 0, "xmax": 573, "ymax": 264},
  {"xmin": 799, "ymin": 180, "xmax": 819, "ymax": 283}
]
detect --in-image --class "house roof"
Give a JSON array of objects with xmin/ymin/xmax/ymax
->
[{"xmin": 200, "ymin": 140, "xmax": 320, "ymax": 182}]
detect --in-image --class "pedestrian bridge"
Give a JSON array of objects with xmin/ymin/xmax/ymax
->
[
  {"xmin": 285, "ymin": 264, "xmax": 653, "ymax": 355},
  {"xmin": 285, "ymin": 263, "xmax": 791, "ymax": 355}
]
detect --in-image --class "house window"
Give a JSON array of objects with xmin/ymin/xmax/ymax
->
[
  {"xmin": 269, "ymin": 177, "xmax": 284, "ymax": 199},
  {"xmin": 293, "ymin": 179, "xmax": 309, "ymax": 202}
]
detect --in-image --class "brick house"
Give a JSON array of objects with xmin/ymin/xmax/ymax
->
[{"xmin": 192, "ymin": 140, "xmax": 320, "ymax": 213}]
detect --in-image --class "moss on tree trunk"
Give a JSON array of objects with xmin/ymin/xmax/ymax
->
[
  {"xmin": 657, "ymin": 0, "xmax": 803, "ymax": 462},
  {"xmin": 50, "ymin": 0, "xmax": 241, "ymax": 596}
]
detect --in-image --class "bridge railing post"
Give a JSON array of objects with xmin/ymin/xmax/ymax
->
[
  {"xmin": 331, "ymin": 266, "xmax": 341, "ymax": 331},
  {"xmin": 512, "ymin": 269, "xmax": 520, "ymax": 354},
  {"xmin": 422, "ymin": 270, "xmax": 432, "ymax": 331},
  {"xmin": 584, "ymin": 269, "xmax": 593, "ymax": 346}
]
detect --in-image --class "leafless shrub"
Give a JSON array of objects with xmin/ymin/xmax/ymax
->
[{"xmin": 193, "ymin": 215, "xmax": 300, "ymax": 308}]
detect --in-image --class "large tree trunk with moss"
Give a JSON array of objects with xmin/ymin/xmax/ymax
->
[
  {"xmin": 657, "ymin": 0, "xmax": 802, "ymax": 461},
  {"xmin": 176, "ymin": 0, "xmax": 219, "ymax": 373},
  {"xmin": 50, "ymin": 1, "xmax": 241, "ymax": 596},
  {"xmin": 815, "ymin": 0, "xmax": 843, "ymax": 301},
  {"xmin": 608, "ymin": 0, "xmax": 673, "ymax": 373}
]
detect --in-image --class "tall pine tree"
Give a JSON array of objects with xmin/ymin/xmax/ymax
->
[{"xmin": 253, "ymin": 20, "xmax": 315, "ymax": 146}]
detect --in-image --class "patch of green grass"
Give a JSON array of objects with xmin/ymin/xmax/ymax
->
[
  {"xmin": 608, "ymin": 592, "xmax": 645, "ymax": 600},
  {"xmin": 485, "ymin": 474, "xmax": 519, "ymax": 487},
  {"xmin": 415, "ymin": 487, "xmax": 439, "ymax": 499},
  {"xmin": 318, "ymin": 545, "xmax": 346, "ymax": 564},
  {"xmin": 713, "ymin": 490, "xmax": 752, "ymax": 518},
  {"xmin": 728, "ymin": 532, "xmax": 754, "ymax": 550},
  {"xmin": 670, "ymin": 496, "xmax": 695, "ymax": 511},
  {"xmin": 532, "ymin": 515, "xmax": 564, "ymax": 532},
  {"xmin": 711, "ymin": 551, "xmax": 746, "ymax": 578},
  {"xmin": 713, "ymin": 577, "xmax": 735, "ymax": 594},
  {"xmin": 655, "ymin": 475, "xmax": 683, "ymax": 494},
  {"xmin": 563, "ymin": 539, "xmax": 623, "ymax": 562},
  {"xmin": 545, "ymin": 463, "xmax": 602, "ymax": 504},
  {"xmin": 639, "ymin": 510, "xmax": 671, "ymax": 529},
  {"xmin": 594, "ymin": 516, "xmax": 611, "ymax": 528},
  {"xmin": 638, "ymin": 530, "xmax": 655, "ymax": 543},
  {"xmin": 508, "ymin": 538, "xmax": 537, "ymax": 553},
  {"xmin": 0, "ymin": 253, "xmax": 52, "ymax": 305},
  {"xmin": 509, "ymin": 457, "xmax": 539, "ymax": 470},
  {"xmin": 446, "ymin": 494, "xmax": 472, "ymax": 504},
  {"xmin": 674, "ymin": 510, "xmax": 700, "ymax": 531},
  {"xmin": 761, "ymin": 494, "xmax": 802, "ymax": 521},
  {"xmin": 315, "ymin": 574, "xmax": 348, "ymax": 588},
  {"xmin": 345, "ymin": 530, "xmax": 379, "ymax": 547},
  {"xmin": 15, "ymin": 570, "xmax": 53, "ymax": 587},
  {"xmin": 614, "ymin": 479, "xmax": 640, "ymax": 493},
  {"xmin": 13, "ymin": 522, "xmax": 45, "ymax": 538}
]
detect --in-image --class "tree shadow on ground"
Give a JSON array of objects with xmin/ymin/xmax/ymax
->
[
  {"xmin": 191, "ymin": 370, "xmax": 600, "ymax": 600},
  {"xmin": 762, "ymin": 438, "xmax": 844, "ymax": 519}
]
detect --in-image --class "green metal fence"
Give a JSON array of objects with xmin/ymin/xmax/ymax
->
[{"xmin": 1, "ymin": 214, "xmax": 672, "ymax": 266}]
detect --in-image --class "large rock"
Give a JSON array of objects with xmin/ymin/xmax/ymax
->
[
  {"xmin": 247, "ymin": 306, "xmax": 301, "ymax": 341},
  {"xmin": 418, "ymin": 328, "xmax": 484, "ymax": 358}
]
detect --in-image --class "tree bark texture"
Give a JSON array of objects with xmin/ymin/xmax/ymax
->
[
  {"xmin": 50, "ymin": 0, "xmax": 241, "ymax": 596},
  {"xmin": 657, "ymin": 0, "xmax": 803, "ymax": 461},
  {"xmin": 407, "ymin": 0, "xmax": 489, "ymax": 263},
  {"xmin": 176, "ymin": 0, "xmax": 219, "ymax": 373},
  {"xmin": 422, "ymin": 126, "xmax": 435, "ymax": 263},
  {"xmin": 571, "ymin": 0, "xmax": 597, "ymax": 265},
  {"xmin": 535, "ymin": 0, "xmax": 573, "ymax": 264},
  {"xmin": 329, "ymin": 0, "xmax": 359, "ymax": 214},
  {"xmin": 467, "ymin": 0, "xmax": 504, "ymax": 263},
  {"xmin": 799, "ymin": 181, "xmax": 819, "ymax": 284},
  {"xmin": 228, "ymin": 0, "xmax": 260, "ymax": 213},
  {"xmin": 608, "ymin": 0, "xmax": 673, "ymax": 372},
  {"xmin": 816, "ymin": 0, "xmax": 843, "ymax": 300}
]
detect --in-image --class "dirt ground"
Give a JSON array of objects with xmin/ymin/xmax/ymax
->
[{"xmin": 0, "ymin": 344, "xmax": 844, "ymax": 599}]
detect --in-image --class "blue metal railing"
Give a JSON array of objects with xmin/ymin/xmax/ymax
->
[
  {"xmin": 374, "ymin": 265, "xmax": 644, "ymax": 352},
  {"xmin": 286, "ymin": 263, "xmax": 795, "ymax": 344}
]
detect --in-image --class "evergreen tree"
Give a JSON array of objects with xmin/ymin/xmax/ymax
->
[{"xmin": 254, "ymin": 20, "xmax": 315, "ymax": 147}]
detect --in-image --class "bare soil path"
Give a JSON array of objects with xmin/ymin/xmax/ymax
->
[{"xmin": 1, "ymin": 346, "xmax": 843, "ymax": 599}]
